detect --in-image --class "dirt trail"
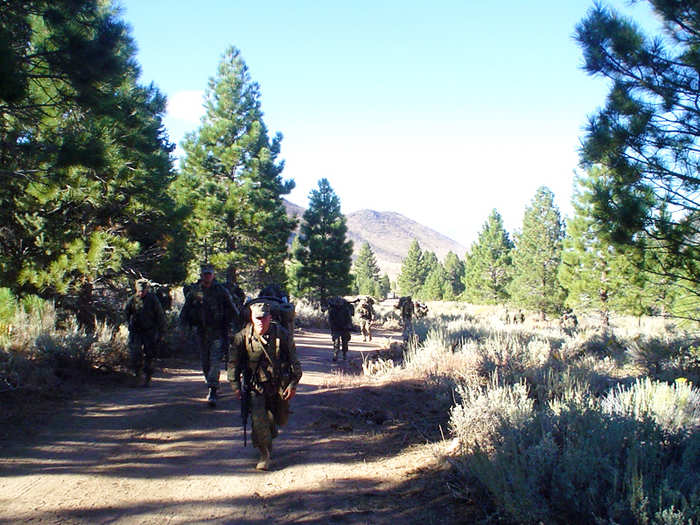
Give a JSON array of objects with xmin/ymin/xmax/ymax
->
[{"xmin": 0, "ymin": 328, "xmax": 462, "ymax": 524}]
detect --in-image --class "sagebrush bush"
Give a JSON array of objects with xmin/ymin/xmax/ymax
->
[
  {"xmin": 601, "ymin": 377, "xmax": 700, "ymax": 436},
  {"xmin": 449, "ymin": 373, "xmax": 534, "ymax": 455}
]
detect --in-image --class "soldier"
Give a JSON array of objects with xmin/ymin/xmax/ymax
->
[
  {"xmin": 180, "ymin": 264, "xmax": 238, "ymax": 407},
  {"xmin": 228, "ymin": 301, "xmax": 302, "ymax": 471},
  {"xmin": 358, "ymin": 296, "xmax": 375, "ymax": 342},
  {"xmin": 326, "ymin": 296, "xmax": 354, "ymax": 361},
  {"xmin": 124, "ymin": 279, "xmax": 166, "ymax": 387},
  {"xmin": 258, "ymin": 283, "xmax": 295, "ymax": 334},
  {"xmin": 395, "ymin": 296, "xmax": 415, "ymax": 344}
]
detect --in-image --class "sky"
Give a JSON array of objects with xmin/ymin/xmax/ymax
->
[{"xmin": 117, "ymin": 0, "xmax": 660, "ymax": 251}]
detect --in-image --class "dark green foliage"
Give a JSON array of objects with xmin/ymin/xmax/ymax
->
[
  {"xmin": 353, "ymin": 242, "xmax": 382, "ymax": 297},
  {"xmin": 463, "ymin": 210, "xmax": 513, "ymax": 304},
  {"xmin": 443, "ymin": 251, "xmax": 465, "ymax": 299},
  {"xmin": 0, "ymin": 1, "xmax": 180, "ymax": 316},
  {"xmin": 175, "ymin": 46, "xmax": 296, "ymax": 289},
  {"xmin": 397, "ymin": 240, "xmax": 425, "ymax": 296},
  {"xmin": 576, "ymin": 1, "xmax": 700, "ymax": 319},
  {"xmin": 508, "ymin": 187, "xmax": 566, "ymax": 316},
  {"xmin": 560, "ymin": 168, "xmax": 650, "ymax": 326},
  {"xmin": 294, "ymin": 179, "xmax": 353, "ymax": 302}
]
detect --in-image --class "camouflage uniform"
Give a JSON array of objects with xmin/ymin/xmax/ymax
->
[
  {"xmin": 228, "ymin": 302, "xmax": 302, "ymax": 470},
  {"xmin": 358, "ymin": 298, "xmax": 375, "ymax": 342},
  {"xmin": 327, "ymin": 297, "xmax": 354, "ymax": 361},
  {"xmin": 124, "ymin": 280, "xmax": 166, "ymax": 386},
  {"xmin": 395, "ymin": 296, "xmax": 415, "ymax": 343},
  {"xmin": 181, "ymin": 267, "xmax": 237, "ymax": 406}
]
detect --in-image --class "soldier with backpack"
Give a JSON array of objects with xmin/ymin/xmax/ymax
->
[
  {"xmin": 180, "ymin": 264, "xmax": 238, "ymax": 407},
  {"xmin": 395, "ymin": 296, "xmax": 415, "ymax": 344},
  {"xmin": 228, "ymin": 300, "xmax": 302, "ymax": 471},
  {"xmin": 358, "ymin": 296, "xmax": 375, "ymax": 342},
  {"xmin": 325, "ymin": 296, "xmax": 355, "ymax": 361},
  {"xmin": 124, "ymin": 279, "xmax": 167, "ymax": 387}
]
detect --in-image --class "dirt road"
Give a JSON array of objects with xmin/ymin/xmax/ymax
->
[{"xmin": 0, "ymin": 328, "xmax": 461, "ymax": 524}]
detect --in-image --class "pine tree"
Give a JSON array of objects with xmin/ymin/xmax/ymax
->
[
  {"xmin": 0, "ymin": 2, "xmax": 180, "ymax": 314},
  {"xmin": 559, "ymin": 169, "xmax": 647, "ymax": 326},
  {"xmin": 378, "ymin": 274, "xmax": 391, "ymax": 300},
  {"xmin": 443, "ymin": 251, "xmax": 465, "ymax": 299},
  {"xmin": 295, "ymin": 179, "xmax": 353, "ymax": 302},
  {"xmin": 175, "ymin": 46, "xmax": 296, "ymax": 288},
  {"xmin": 508, "ymin": 188, "xmax": 566, "ymax": 317},
  {"xmin": 420, "ymin": 263, "xmax": 447, "ymax": 300},
  {"xmin": 353, "ymin": 242, "xmax": 381, "ymax": 296},
  {"xmin": 397, "ymin": 240, "xmax": 424, "ymax": 296},
  {"xmin": 463, "ymin": 210, "xmax": 513, "ymax": 304},
  {"xmin": 576, "ymin": 2, "xmax": 700, "ymax": 316}
]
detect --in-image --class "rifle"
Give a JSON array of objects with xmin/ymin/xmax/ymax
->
[{"xmin": 240, "ymin": 348, "xmax": 252, "ymax": 447}]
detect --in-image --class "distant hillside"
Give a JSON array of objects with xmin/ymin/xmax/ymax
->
[{"xmin": 283, "ymin": 199, "xmax": 467, "ymax": 281}]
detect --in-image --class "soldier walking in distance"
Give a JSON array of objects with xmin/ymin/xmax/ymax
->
[
  {"xmin": 228, "ymin": 301, "xmax": 302, "ymax": 471},
  {"xmin": 181, "ymin": 264, "xmax": 238, "ymax": 407},
  {"xmin": 395, "ymin": 296, "xmax": 415, "ymax": 344},
  {"xmin": 358, "ymin": 296, "xmax": 375, "ymax": 342},
  {"xmin": 124, "ymin": 279, "xmax": 166, "ymax": 387},
  {"xmin": 326, "ymin": 296, "xmax": 355, "ymax": 361}
]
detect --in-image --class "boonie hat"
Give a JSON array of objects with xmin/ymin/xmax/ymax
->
[
  {"xmin": 135, "ymin": 279, "xmax": 149, "ymax": 292},
  {"xmin": 200, "ymin": 263, "xmax": 215, "ymax": 274},
  {"xmin": 250, "ymin": 302, "xmax": 271, "ymax": 318}
]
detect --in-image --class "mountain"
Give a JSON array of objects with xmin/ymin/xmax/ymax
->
[{"xmin": 283, "ymin": 199, "xmax": 467, "ymax": 281}]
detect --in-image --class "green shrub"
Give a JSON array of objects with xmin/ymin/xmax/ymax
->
[{"xmin": 601, "ymin": 377, "xmax": 700, "ymax": 436}]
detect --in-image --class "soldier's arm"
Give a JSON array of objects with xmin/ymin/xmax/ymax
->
[
  {"xmin": 153, "ymin": 294, "xmax": 167, "ymax": 333},
  {"xmin": 284, "ymin": 333, "xmax": 302, "ymax": 389},
  {"xmin": 226, "ymin": 330, "xmax": 245, "ymax": 392}
]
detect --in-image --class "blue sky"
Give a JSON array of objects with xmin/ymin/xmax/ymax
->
[{"xmin": 117, "ymin": 0, "xmax": 659, "ymax": 250}]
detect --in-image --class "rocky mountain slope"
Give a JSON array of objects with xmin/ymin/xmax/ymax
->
[{"xmin": 284, "ymin": 199, "xmax": 467, "ymax": 280}]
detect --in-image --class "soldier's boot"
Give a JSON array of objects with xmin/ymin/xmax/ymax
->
[
  {"xmin": 206, "ymin": 386, "xmax": 217, "ymax": 408},
  {"xmin": 256, "ymin": 447, "xmax": 271, "ymax": 471},
  {"xmin": 142, "ymin": 372, "xmax": 152, "ymax": 387}
]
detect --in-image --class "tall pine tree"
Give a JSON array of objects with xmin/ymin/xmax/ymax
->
[
  {"xmin": 397, "ymin": 240, "xmax": 424, "ymax": 296},
  {"xmin": 353, "ymin": 242, "xmax": 381, "ymax": 296},
  {"xmin": 576, "ymin": 2, "xmax": 700, "ymax": 317},
  {"xmin": 0, "ymin": 1, "xmax": 180, "ymax": 320},
  {"xmin": 508, "ymin": 187, "xmax": 566, "ymax": 317},
  {"xmin": 463, "ymin": 210, "xmax": 513, "ymax": 304},
  {"xmin": 559, "ymin": 169, "xmax": 647, "ymax": 326},
  {"xmin": 294, "ymin": 179, "xmax": 353, "ymax": 302},
  {"xmin": 443, "ymin": 251, "xmax": 465, "ymax": 300},
  {"xmin": 175, "ymin": 46, "xmax": 295, "ymax": 288}
]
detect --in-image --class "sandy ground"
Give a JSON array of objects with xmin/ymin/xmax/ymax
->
[{"xmin": 0, "ymin": 327, "xmax": 470, "ymax": 524}]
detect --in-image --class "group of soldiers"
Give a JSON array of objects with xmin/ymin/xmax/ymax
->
[
  {"xmin": 124, "ymin": 264, "xmax": 302, "ymax": 471},
  {"xmin": 323, "ymin": 295, "xmax": 377, "ymax": 361},
  {"xmin": 123, "ymin": 269, "xmax": 435, "ymax": 471}
]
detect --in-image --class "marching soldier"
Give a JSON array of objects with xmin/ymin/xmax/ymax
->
[{"xmin": 228, "ymin": 301, "xmax": 302, "ymax": 471}]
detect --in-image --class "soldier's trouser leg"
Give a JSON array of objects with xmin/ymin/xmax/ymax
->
[
  {"xmin": 250, "ymin": 387, "xmax": 289, "ymax": 453},
  {"xmin": 402, "ymin": 318, "xmax": 413, "ymax": 343},
  {"xmin": 141, "ymin": 331, "xmax": 159, "ymax": 378},
  {"xmin": 201, "ymin": 338, "xmax": 224, "ymax": 388},
  {"xmin": 341, "ymin": 332, "xmax": 350, "ymax": 358},
  {"xmin": 331, "ymin": 334, "xmax": 340, "ymax": 360},
  {"xmin": 128, "ymin": 332, "xmax": 145, "ymax": 375}
]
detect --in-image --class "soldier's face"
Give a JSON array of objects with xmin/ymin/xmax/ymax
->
[
  {"xmin": 201, "ymin": 271, "xmax": 214, "ymax": 287},
  {"xmin": 253, "ymin": 313, "xmax": 271, "ymax": 336}
]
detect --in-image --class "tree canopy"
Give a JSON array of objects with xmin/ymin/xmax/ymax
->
[
  {"xmin": 576, "ymin": 1, "xmax": 700, "ymax": 317},
  {"xmin": 294, "ymin": 179, "xmax": 353, "ymax": 302},
  {"xmin": 175, "ymin": 46, "xmax": 296, "ymax": 289},
  {"xmin": 0, "ymin": 1, "xmax": 181, "ymax": 317}
]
